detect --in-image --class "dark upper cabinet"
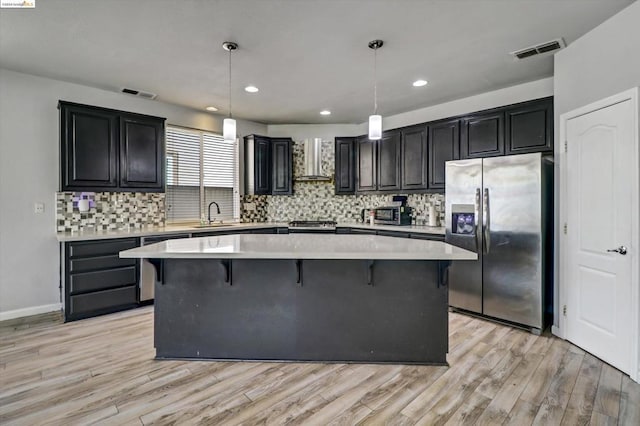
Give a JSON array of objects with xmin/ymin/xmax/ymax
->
[
  {"xmin": 505, "ymin": 97, "xmax": 553, "ymax": 154},
  {"xmin": 429, "ymin": 119, "xmax": 460, "ymax": 189},
  {"xmin": 271, "ymin": 138, "xmax": 293, "ymax": 195},
  {"xmin": 119, "ymin": 114, "xmax": 164, "ymax": 191},
  {"xmin": 59, "ymin": 101, "xmax": 165, "ymax": 192},
  {"xmin": 401, "ymin": 125, "xmax": 429, "ymax": 190},
  {"xmin": 60, "ymin": 104, "xmax": 119, "ymax": 190},
  {"xmin": 461, "ymin": 110, "xmax": 505, "ymax": 159},
  {"xmin": 356, "ymin": 135, "xmax": 377, "ymax": 192},
  {"xmin": 244, "ymin": 135, "xmax": 293, "ymax": 196},
  {"xmin": 377, "ymin": 130, "xmax": 402, "ymax": 191},
  {"xmin": 334, "ymin": 137, "xmax": 356, "ymax": 194}
]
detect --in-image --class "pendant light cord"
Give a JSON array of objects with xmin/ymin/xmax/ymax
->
[
  {"xmin": 373, "ymin": 47, "xmax": 378, "ymax": 115},
  {"xmin": 228, "ymin": 48, "xmax": 233, "ymax": 119}
]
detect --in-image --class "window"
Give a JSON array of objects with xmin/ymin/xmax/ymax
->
[{"xmin": 165, "ymin": 126, "xmax": 239, "ymax": 223}]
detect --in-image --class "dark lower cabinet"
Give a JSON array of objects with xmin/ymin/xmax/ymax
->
[
  {"xmin": 59, "ymin": 101, "xmax": 165, "ymax": 192},
  {"xmin": 271, "ymin": 138, "xmax": 293, "ymax": 195},
  {"xmin": 119, "ymin": 114, "xmax": 164, "ymax": 191},
  {"xmin": 63, "ymin": 238, "xmax": 139, "ymax": 322},
  {"xmin": 60, "ymin": 103, "xmax": 119, "ymax": 190},
  {"xmin": 401, "ymin": 125, "xmax": 429, "ymax": 190},
  {"xmin": 429, "ymin": 119, "xmax": 460, "ymax": 189},
  {"xmin": 335, "ymin": 137, "xmax": 356, "ymax": 194},
  {"xmin": 461, "ymin": 110, "xmax": 505, "ymax": 159},
  {"xmin": 505, "ymin": 97, "xmax": 553, "ymax": 154},
  {"xmin": 356, "ymin": 136, "xmax": 377, "ymax": 191},
  {"xmin": 378, "ymin": 130, "xmax": 402, "ymax": 191}
]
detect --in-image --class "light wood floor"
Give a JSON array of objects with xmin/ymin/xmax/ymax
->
[{"xmin": 1, "ymin": 307, "xmax": 639, "ymax": 425}]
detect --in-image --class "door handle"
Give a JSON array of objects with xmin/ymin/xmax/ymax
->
[
  {"xmin": 607, "ymin": 246, "xmax": 627, "ymax": 255},
  {"xmin": 483, "ymin": 188, "xmax": 490, "ymax": 254},
  {"xmin": 296, "ymin": 259, "xmax": 303, "ymax": 286},
  {"xmin": 474, "ymin": 188, "xmax": 481, "ymax": 252},
  {"xmin": 222, "ymin": 260, "xmax": 232, "ymax": 285}
]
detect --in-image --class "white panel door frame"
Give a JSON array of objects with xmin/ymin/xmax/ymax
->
[{"xmin": 559, "ymin": 87, "xmax": 639, "ymax": 382}]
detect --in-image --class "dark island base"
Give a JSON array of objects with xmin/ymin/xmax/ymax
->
[{"xmin": 154, "ymin": 259, "xmax": 450, "ymax": 365}]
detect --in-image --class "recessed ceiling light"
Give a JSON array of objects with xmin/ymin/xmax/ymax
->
[
  {"xmin": 320, "ymin": 110, "xmax": 331, "ymax": 116},
  {"xmin": 412, "ymin": 79, "xmax": 428, "ymax": 87},
  {"xmin": 244, "ymin": 85, "xmax": 259, "ymax": 93},
  {"xmin": 205, "ymin": 106, "xmax": 218, "ymax": 111}
]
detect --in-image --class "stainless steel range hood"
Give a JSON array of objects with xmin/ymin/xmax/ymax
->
[{"xmin": 296, "ymin": 138, "xmax": 331, "ymax": 181}]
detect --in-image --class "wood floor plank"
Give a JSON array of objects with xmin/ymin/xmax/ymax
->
[{"xmin": 1, "ymin": 307, "xmax": 638, "ymax": 425}]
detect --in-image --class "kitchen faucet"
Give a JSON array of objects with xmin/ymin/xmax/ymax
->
[{"xmin": 207, "ymin": 201, "xmax": 221, "ymax": 223}]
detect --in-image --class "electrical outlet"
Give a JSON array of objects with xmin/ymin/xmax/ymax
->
[
  {"xmin": 34, "ymin": 202, "xmax": 45, "ymax": 214},
  {"xmin": 245, "ymin": 202, "xmax": 256, "ymax": 211}
]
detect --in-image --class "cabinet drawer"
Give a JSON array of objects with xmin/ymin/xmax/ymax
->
[
  {"xmin": 69, "ymin": 266, "xmax": 137, "ymax": 295},
  {"xmin": 68, "ymin": 238, "xmax": 138, "ymax": 258},
  {"xmin": 68, "ymin": 286, "xmax": 137, "ymax": 317},
  {"xmin": 70, "ymin": 255, "xmax": 136, "ymax": 273}
]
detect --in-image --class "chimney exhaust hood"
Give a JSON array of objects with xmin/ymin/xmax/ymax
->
[{"xmin": 296, "ymin": 138, "xmax": 331, "ymax": 182}]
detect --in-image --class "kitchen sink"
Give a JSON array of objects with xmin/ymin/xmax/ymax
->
[{"xmin": 191, "ymin": 223, "xmax": 232, "ymax": 228}]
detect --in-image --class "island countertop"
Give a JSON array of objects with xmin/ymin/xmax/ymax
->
[{"xmin": 119, "ymin": 233, "xmax": 476, "ymax": 261}]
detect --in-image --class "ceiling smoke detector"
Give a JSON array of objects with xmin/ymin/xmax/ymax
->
[
  {"xmin": 121, "ymin": 87, "xmax": 157, "ymax": 100},
  {"xmin": 510, "ymin": 38, "xmax": 566, "ymax": 60}
]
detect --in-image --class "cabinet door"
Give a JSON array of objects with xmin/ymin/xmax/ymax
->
[
  {"xmin": 429, "ymin": 119, "xmax": 460, "ymax": 189},
  {"xmin": 334, "ymin": 137, "xmax": 356, "ymax": 194},
  {"xmin": 254, "ymin": 136, "xmax": 272, "ymax": 195},
  {"xmin": 60, "ymin": 103, "xmax": 118, "ymax": 190},
  {"xmin": 271, "ymin": 138, "xmax": 293, "ymax": 195},
  {"xmin": 356, "ymin": 136, "xmax": 377, "ymax": 191},
  {"xmin": 461, "ymin": 111, "xmax": 504, "ymax": 158},
  {"xmin": 505, "ymin": 97, "xmax": 553, "ymax": 154},
  {"xmin": 401, "ymin": 125, "xmax": 429, "ymax": 190},
  {"xmin": 119, "ymin": 114, "xmax": 165, "ymax": 191},
  {"xmin": 377, "ymin": 130, "xmax": 401, "ymax": 191}
]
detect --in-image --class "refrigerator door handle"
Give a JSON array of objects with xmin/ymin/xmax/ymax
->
[
  {"xmin": 475, "ymin": 188, "xmax": 481, "ymax": 252},
  {"xmin": 483, "ymin": 188, "xmax": 490, "ymax": 253}
]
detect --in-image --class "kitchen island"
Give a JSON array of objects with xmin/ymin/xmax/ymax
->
[{"xmin": 120, "ymin": 234, "xmax": 476, "ymax": 365}]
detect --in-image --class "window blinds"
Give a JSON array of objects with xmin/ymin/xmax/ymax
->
[{"xmin": 165, "ymin": 126, "xmax": 238, "ymax": 223}]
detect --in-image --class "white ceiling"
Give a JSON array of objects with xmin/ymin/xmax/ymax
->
[{"xmin": 0, "ymin": 0, "xmax": 634, "ymax": 124}]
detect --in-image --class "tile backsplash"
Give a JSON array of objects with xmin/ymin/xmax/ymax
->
[
  {"xmin": 241, "ymin": 140, "xmax": 445, "ymax": 224},
  {"xmin": 56, "ymin": 192, "xmax": 165, "ymax": 232}
]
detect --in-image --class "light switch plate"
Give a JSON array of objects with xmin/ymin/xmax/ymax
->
[{"xmin": 34, "ymin": 202, "xmax": 45, "ymax": 214}]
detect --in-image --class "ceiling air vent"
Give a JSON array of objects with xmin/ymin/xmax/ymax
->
[
  {"xmin": 121, "ymin": 87, "xmax": 157, "ymax": 100},
  {"xmin": 511, "ymin": 38, "xmax": 565, "ymax": 60}
]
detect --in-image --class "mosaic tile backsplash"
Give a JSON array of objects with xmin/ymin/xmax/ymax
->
[
  {"xmin": 56, "ymin": 192, "xmax": 165, "ymax": 232},
  {"xmin": 241, "ymin": 140, "xmax": 445, "ymax": 224}
]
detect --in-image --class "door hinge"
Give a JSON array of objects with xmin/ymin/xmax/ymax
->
[
  {"xmin": 563, "ymin": 223, "xmax": 567, "ymax": 235},
  {"xmin": 564, "ymin": 140, "xmax": 568, "ymax": 153},
  {"xmin": 563, "ymin": 305, "xmax": 567, "ymax": 316}
]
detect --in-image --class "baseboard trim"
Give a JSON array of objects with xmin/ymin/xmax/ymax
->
[
  {"xmin": 551, "ymin": 325, "xmax": 562, "ymax": 338},
  {"xmin": 0, "ymin": 303, "xmax": 62, "ymax": 322}
]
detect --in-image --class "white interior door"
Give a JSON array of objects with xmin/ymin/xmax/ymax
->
[{"xmin": 565, "ymin": 98, "xmax": 636, "ymax": 376}]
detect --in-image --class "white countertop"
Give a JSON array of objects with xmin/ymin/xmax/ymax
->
[
  {"xmin": 119, "ymin": 234, "xmax": 475, "ymax": 261},
  {"xmin": 56, "ymin": 222, "xmax": 445, "ymax": 242}
]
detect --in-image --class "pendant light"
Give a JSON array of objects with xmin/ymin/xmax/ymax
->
[
  {"xmin": 222, "ymin": 41, "xmax": 238, "ymax": 142},
  {"xmin": 368, "ymin": 39, "xmax": 383, "ymax": 140}
]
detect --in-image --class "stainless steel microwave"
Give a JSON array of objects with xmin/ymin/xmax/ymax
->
[{"xmin": 374, "ymin": 206, "xmax": 412, "ymax": 225}]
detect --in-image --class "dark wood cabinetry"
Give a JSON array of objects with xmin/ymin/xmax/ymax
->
[
  {"xmin": 244, "ymin": 135, "xmax": 293, "ymax": 196},
  {"xmin": 429, "ymin": 119, "xmax": 460, "ymax": 189},
  {"xmin": 271, "ymin": 138, "xmax": 293, "ymax": 195},
  {"xmin": 119, "ymin": 114, "xmax": 164, "ymax": 191},
  {"xmin": 60, "ymin": 104, "xmax": 119, "ymax": 190},
  {"xmin": 59, "ymin": 101, "xmax": 165, "ymax": 192},
  {"xmin": 505, "ymin": 97, "xmax": 553, "ymax": 154},
  {"xmin": 334, "ymin": 137, "xmax": 356, "ymax": 194},
  {"xmin": 401, "ymin": 125, "xmax": 429, "ymax": 190},
  {"xmin": 461, "ymin": 110, "xmax": 505, "ymax": 159},
  {"xmin": 356, "ymin": 136, "xmax": 377, "ymax": 191},
  {"xmin": 63, "ymin": 238, "xmax": 139, "ymax": 322},
  {"xmin": 378, "ymin": 130, "xmax": 402, "ymax": 191}
]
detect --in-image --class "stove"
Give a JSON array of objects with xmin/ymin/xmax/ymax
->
[{"xmin": 288, "ymin": 220, "xmax": 337, "ymax": 233}]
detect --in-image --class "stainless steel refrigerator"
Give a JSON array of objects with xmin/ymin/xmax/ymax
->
[{"xmin": 445, "ymin": 153, "xmax": 553, "ymax": 332}]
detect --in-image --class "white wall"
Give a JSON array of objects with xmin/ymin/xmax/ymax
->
[
  {"xmin": 0, "ymin": 68, "xmax": 266, "ymax": 319},
  {"xmin": 552, "ymin": 1, "xmax": 640, "ymax": 330},
  {"xmin": 267, "ymin": 124, "xmax": 362, "ymax": 141}
]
